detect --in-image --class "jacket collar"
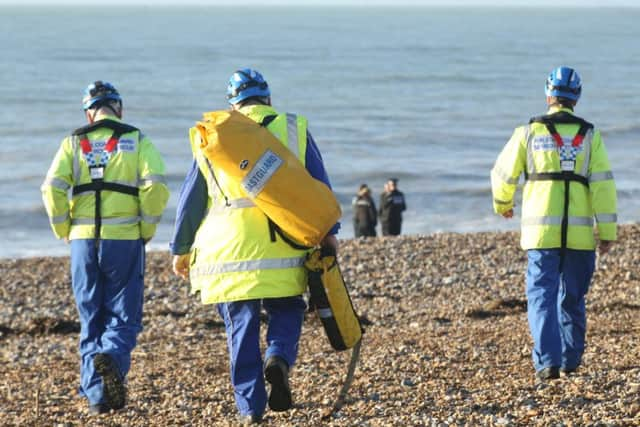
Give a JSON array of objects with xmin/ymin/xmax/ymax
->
[
  {"xmin": 238, "ymin": 104, "xmax": 277, "ymax": 117},
  {"xmin": 92, "ymin": 113, "xmax": 122, "ymax": 123}
]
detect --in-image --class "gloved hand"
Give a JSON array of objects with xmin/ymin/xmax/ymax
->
[
  {"xmin": 172, "ymin": 254, "xmax": 191, "ymax": 280},
  {"xmin": 320, "ymin": 234, "xmax": 339, "ymax": 257},
  {"xmin": 598, "ymin": 240, "xmax": 613, "ymax": 255}
]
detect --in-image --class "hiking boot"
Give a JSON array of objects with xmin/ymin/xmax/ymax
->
[
  {"xmin": 536, "ymin": 366, "xmax": 560, "ymax": 381},
  {"xmin": 94, "ymin": 353, "xmax": 126, "ymax": 410},
  {"xmin": 561, "ymin": 366, "xmax": 578, "ymax": 376},
  {"xmin": 237, "ymin": 413, "xmax": 262, "ymax": 425},
  {"xmin": 88, "ymin": 402, "xmax": 110, "ymax": 415},
  {"xmin": 264, "ymin": 356, "xmax": 292, "ymax": 411}
]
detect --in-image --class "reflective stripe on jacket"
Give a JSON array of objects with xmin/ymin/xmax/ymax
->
[
  {"xmin": 491, "ymin": 107, "xmax": 617, "ymax": 250},
  {"xmin": 188, "ymin": 104, "xmax": 310, "ymax": 304},
  {"xmin": 41, "ymin": 114, "xmax": 169, "ymax": 240}
]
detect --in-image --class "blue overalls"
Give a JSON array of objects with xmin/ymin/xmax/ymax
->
[
  {"xmin": 526, "ymin": 249, "xmax": 595, "ymax": 372},
  {"xmin": 217, "ymin": 296, "xmax": 306, "ymax": 417},
  {"xmin": 70, "ymin": 238, "xmax": 145, "ymax": 405}
]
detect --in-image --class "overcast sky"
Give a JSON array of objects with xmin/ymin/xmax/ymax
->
[{"xmin": 1, "ymin": 0, "xmax": 638, "ymax": 6}]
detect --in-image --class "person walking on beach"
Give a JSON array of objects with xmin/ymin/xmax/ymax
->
[
  {"xmin": 491, "ymin": 66, "xmax": 617, "ymax": 381},
  {"xmin": 352, "ymin": 183, "xmax": 377, "ymax": 237},
  {"xmin": 379, "ymin": 178, "xmax": 406, "ymax": 236},
  {"xmin": 41, "ymin": 81, "xmax": 169, "ymax": 414},
  {"xmin": 170, "ymin": 68, "xmax": 339, "ymax": 424}
]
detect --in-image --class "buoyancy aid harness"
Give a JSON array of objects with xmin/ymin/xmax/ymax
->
[
  {"xmin": 71, "ymin": 120, "xmax": 140, "ymax": 239},
  {"xmin": 525, "ymin": 111, "xmax": 594, "ymax": 263}
]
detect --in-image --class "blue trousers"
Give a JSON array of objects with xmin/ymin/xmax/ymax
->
[
  {"xmin": 526, "ymin": 249, "xmax": 595, "ymax": 372},
  {"xmin": 217, "ymin": 296, "xmax": 306, "ymax": 418},
  {"xmin": 70, "ymin": 239, "xmax": 145, "ymax": 405}
]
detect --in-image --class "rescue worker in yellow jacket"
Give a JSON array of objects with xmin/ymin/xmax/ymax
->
[
  {"xmin": 170, "ymin": 69, "xmax": 339, "ymax": 424},
  {"xmin": 491, "ymin": 67, "xmax": 616, "ymax": 381},
  {"xmin": 41, "ymin": 81, "xmax": 169, "ymax": 414}
]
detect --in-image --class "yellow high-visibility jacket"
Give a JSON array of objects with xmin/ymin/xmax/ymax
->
[
  {"xmin": 188, "ymin": 104, "xmax": 312, "ymax": 304},
  {"xmin": 491, "ymin": 107, "xmax": 617, "ymax": 250},
  {"xmin": 41, "ymin": 114, "xmax": 169, "ymax": 241}
]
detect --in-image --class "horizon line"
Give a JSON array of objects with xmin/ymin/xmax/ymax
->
[{"xmin": 1, "ymin": 2, "xmax": 639, "ymax": 6}]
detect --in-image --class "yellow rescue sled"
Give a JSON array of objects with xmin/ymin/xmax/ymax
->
[{"xmin": 195, "ymin": 110, "xmax": 341, "ymax": 247}]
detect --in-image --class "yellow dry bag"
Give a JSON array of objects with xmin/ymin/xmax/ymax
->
[
  {"xmin": 195, "ymin": 110, "xmax": 341, "ymax": 247},
  {"xmin": 305, "ymin": 248, "xmax": 363, "ymax": 351}
]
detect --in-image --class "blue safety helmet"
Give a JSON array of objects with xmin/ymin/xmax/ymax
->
[
  {"xmin": 545, "ymin": 66, "xmax": 581, "ymax": 101},
  {"xmin": 226, "ymin": 68, "xmax": 270, "ymax": 105},
  {"xmin": 82, "ymin": 81, "xmax": 122, "ymax": 111}
]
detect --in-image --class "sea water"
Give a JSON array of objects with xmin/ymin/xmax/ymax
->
[{"xmin": 1, "ymin": 5, "xmax": 639, "ymax": 258}]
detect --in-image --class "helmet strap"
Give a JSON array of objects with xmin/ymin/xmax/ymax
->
[{"xmin": 86, "ymin": 108, "xmax": 98, "ymax": 124}]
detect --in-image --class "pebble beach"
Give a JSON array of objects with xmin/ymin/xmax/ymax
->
[{"xmin": 1, "ymin": 226, "xmax": 639, "ymax": 426}]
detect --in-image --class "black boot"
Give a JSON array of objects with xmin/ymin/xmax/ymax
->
[
  {"xmin": 237, "ymin": 413, "xmax": 263, "ymax": 425},
  {"xmin": 264, "ymin": 356, "xmax": 292, "ymax": 411},
  {"xmin": 94, "ymin": 353, "xmax": 127, "ymax": 410},
  {"xmin": 536, "ymin": 366, "xmax": 560, "ymax": 381},
  {"xmin": 88, "ymin": 402, "xmax": 110, "ymax": 415}
]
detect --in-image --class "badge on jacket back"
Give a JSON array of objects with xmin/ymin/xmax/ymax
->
[{"xmin": 559, "ymin": 145, "xmax": 578, "ymax": 171}]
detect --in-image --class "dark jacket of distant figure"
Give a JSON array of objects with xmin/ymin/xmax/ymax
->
[
  {"xmin": 353, "ymin": 194, "xmax": 377, "ymax": 237},
  {"xmin": 379, "ymin": 190, "xmax": 406, "ymax": 236}
]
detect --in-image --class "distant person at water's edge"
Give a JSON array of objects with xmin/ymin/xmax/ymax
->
[
  {"xmin": 379, "ymin": 178, "xmax": 406, "ymax": 236},
  {"xmin": 352, "ymin": 183, "xmax": 377, "ymax": 237},
  {"xmin": 169, "ymin": 68, "xmax": 339, "ymax": 424},
  {"xmin": 490, "ymin": 66, "xmax": 617, "ymax": 382},
  {"xmin": 41, "ymin": 81, "xmax": 169, "ymax": 414}
]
